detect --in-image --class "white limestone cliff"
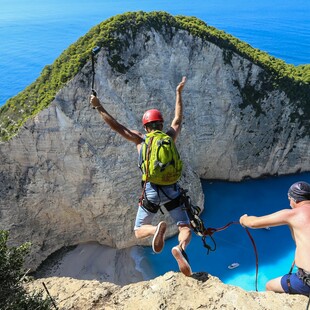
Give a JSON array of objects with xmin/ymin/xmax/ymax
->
[{"xmin": 0, "ymin": 25, "xmax": 309, "ymax": 271}]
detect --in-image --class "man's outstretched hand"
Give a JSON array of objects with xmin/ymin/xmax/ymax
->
[
  {"xmin": 176, "ymin": 76, "xmax": 186, "ymax": 93},
  {"xmin": 90, "ymin": 95, "xmax": 102, "ymax": 109}
]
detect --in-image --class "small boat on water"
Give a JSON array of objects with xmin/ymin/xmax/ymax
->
[{"xmin": 228, "ymin": 263, "xmax": 240, "ymax": 269}]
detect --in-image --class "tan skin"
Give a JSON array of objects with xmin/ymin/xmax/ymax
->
[
  {"xmin": 240, "ymin": 196, "xmax": 310, "ymax": 293},
  {"xmin": 90, "ymin": 77, "xmax": 191, "ymax": 251}
]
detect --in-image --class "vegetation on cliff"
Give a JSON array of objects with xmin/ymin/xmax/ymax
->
[
  {"xmin": 0, "ymin": 11, "xmax": 309, "ymax": 141},
  {"xmin": 0, "ymin": 230, "xmax": 52, "ymax": 309}
]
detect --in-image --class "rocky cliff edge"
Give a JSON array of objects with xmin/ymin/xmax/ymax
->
[{"xmin": 26, "ymin": 272, "xmax": 308, "ymax": 310}]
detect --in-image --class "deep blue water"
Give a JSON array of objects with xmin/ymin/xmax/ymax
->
[
  {"xmin": 0, "ymin": 0, "xmax": 309, "ymax": 106},
  {"xmin": 1, "ymin": 0, "xmax": 310, "ymax": 292}
]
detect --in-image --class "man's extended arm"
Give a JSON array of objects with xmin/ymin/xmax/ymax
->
[
  {"xmin": 239, "ymin": 209, "xmax": 293, "ymax": 229},
  {"xmin": 168, "ymin": 76, "xmax": 186, "ymax": 140},
  {"xmin": 90, "ymin": 95, "xmax": 143, "ymax": 145}
]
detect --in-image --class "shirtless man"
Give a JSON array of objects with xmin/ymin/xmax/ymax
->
[
  {"xmin": 90, "ymin": 77, "xmax": 192, "ymax": 276},
  {"xmin": 240, "ymin": 181, "xmax": 310, "ymax": 296}
]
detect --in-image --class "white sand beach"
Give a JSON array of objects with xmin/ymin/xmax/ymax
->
[{"xmin": 35, "ymin": 242, "xmax": 155, "ymax": 286}]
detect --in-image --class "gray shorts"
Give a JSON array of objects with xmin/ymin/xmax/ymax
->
[{"xmin": 134, "ymin": 182, "xmax": 190, "ymax": 229}]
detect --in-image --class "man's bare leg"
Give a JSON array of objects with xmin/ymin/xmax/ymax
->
[
  {"xmin": 266, "ymin": 277, "xmax": 285, "ymax": 293},
  {"xmin": 135, "ymin": 222, "xmax": 167, "ymax": 254},
  {"xmin": 172, "ymin": 224, "xmax": 192, "ymax": 276}
]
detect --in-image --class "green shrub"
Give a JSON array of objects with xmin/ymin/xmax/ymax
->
[{"xmin": 0, "ymin": 230, "xmax": 53, "ymax": 310}]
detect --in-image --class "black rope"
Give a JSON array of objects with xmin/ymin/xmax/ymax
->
[
  {"xmin": 244, "ymin": 227, "xmax": 259, "ymax": 292},
  {"xmin": 202, "ymin": 221, "xmax": 259, "ymax": 291},
  {"xmin": 202, "ymin": 234, "xmax": 216, "ymax": 254},
  {"xmin": 42, "ymin": 282, "xmax": 58, "ymax": 310},
  {"xmin": 200, "ymin": 222, "xmax": 237, "ymax": 254},
  {"xmin": 181, "ymin": 189, "xmax": 259, "ymax": 291}
]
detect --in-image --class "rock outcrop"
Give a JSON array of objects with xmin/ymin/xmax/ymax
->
[
  {"xmin": 26, "ymin": 272, "xmax": 308, "ymax": 310},
  {"xmin": 0, "ymin": 12, "xmax": 309, "ymax": 271}
]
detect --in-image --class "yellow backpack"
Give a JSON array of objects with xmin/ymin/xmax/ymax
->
[{"xmin": 139, "ymin": 130, "xmax": 183, "ymax": 185}]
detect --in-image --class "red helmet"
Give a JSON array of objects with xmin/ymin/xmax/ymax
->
[{"xmin": 142, "ymin": 109, "xmax": 164, "ymax": 125}]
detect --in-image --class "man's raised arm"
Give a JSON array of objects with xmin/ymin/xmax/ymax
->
[
  {"xmin": 169, "ymin": 76, "xmax": 186, "ymax": 140},
  {"xmin": 90, "ymin": 95, "xmax": 143, "ymax": 145}
]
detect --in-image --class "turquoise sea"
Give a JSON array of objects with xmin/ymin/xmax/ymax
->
[
  {"xmin": 1, "ymin": 0, "xmax": 310, "ymax": 292},
  {"xmin": 144, "ymin": 172, "xmax": 310, "ymax": 291}
]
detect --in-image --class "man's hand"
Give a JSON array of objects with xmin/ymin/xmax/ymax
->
[
  {"xmin": 239, "ymin": 214, "xmax": 248, "ymax": 227},
  {"xmin": 176, "ymin": 76, "xmax": 186, "ymax": 93},
  {"xmin": 90, "ymin": 95, "xmax": 102, "ymax": 109}
]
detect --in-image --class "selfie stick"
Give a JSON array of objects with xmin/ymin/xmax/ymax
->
[{"xmin": 91, "ymin": 46, "xmax": 101, "ymax": 97}]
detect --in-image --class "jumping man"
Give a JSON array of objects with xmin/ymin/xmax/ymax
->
[{"xmin": 90, "ymin": 76, "xmax": 192, "ymax": 276}]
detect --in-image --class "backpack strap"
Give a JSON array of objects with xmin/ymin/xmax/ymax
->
[
  {"xmin": 138, "ymin": 135, "xmax": 146, "ymax": 170},
  {"xmin": 138, "ymin": 136, "xmax": 154, "ymax": 207}
]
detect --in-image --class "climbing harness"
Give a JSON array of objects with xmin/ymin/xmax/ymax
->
[
  {"xmin": 179, "ymin": 189, "xmax": 204, "ymax": 236},
  {"xmin": 286, "ymin": 260, "xmax": 295, "ymax": 294},
  {"xmin": 301, "ymin": 269, "xmax": 310, "ymax": 310},
  {"xmin": 91, "ymin": 46, "xmax": 101, "ymax": 97},
  {"xmin": 287, "ymin": 261, "xmax": 310, "ymax": 310},
  {"xmin": 180, "ymin": 188, "xmax": 259, "ymax": 291}
]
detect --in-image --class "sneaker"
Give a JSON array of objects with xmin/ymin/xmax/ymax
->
[
  {"xmin": 152, "ymin": 221, "xmax": 167, "ymax": 253},
  {"xmin": 171, "ymin": 246, "xmax": 192, "ymax": 276}
]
